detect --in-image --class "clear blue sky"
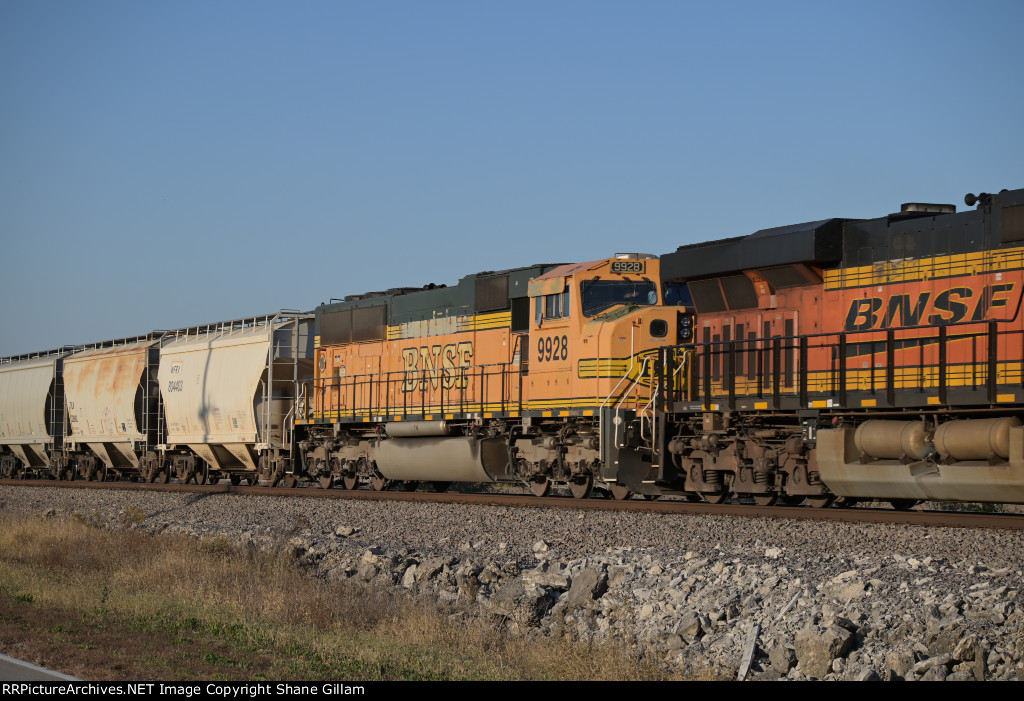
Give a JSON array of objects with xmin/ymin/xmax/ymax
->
[{"xmin": 1, "ymin": 0, "xmax": 1021, "ymax": 355}]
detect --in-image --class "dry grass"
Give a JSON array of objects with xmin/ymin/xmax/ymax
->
[{"xmin": 0, "ymin": 513, "xmax": 677, "ymax": 681}]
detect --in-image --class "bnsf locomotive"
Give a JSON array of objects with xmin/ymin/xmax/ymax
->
[{"xmin": 1, "ymin": 187, "xmax": 1022, "ymax": 508}]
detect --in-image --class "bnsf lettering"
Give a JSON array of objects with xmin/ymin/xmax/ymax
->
[
  {"xmin": 166, "ymin": 380, "xmax": 184, "ymax": 392},
  {"xmin": 843, "ymin": 283, "xmax": 1017, "ymax": 331},
  {"xmin": 401, "ymin": 342, "xmax": 473, "ymax": 392}
]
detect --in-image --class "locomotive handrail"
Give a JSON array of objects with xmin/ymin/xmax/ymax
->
[
  {"xmin": 304, "ymin": 361, "xmax": 520, "ymax": 421},
  {"xmin": 663, "ymin": 315, "xmax": 1023, "ymax": 412}
]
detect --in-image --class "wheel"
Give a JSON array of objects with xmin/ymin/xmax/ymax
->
[
  {"xmin": 282, "ymin": 474, "xmax": 298, "ymax": 488},
  {"xmin": 804, "ymin": 495, "xmax": 834, "ymax": 508},
  {"xmin": 780, "ymin": 495, "xmax": 804, "ymax": 506},
  {"xmin": 245, "ymin": 475, "xmax": 258, "ymax": 486},
  {"xmin": 431, "ymin": 481, "xmax": 451, "ymax": 493},
  {"xmin": 569, "ymin": 476, "xmax": 594, "ymax": 500},
  {"xmin": 370, "ymin": 476, "xmax": 390, "ymax": 491},
  {"xmin": 701, "ymin": 490, "xmax": 729, "ymax": 504},
  {"xmin": 530, "ymin": 477, "xmax": 552, "ymax": 497},
  {"xmin": 889, "ymin": 499, "xmax": 918, "ymax": 510},
  {"xmin": 158, "ymin": 470, "xmax": 170, "ymax": 484},
  {"xmin": 753, "ymin": 494, "xmax": 779, "ymax": 507},
  {"xmin": 342, "ymin": 474, "xmax": 359, "ymax": 490},
  {"xmin": 229, "ymin": 474, "xmax": 242, "ymax": 486},
  {"xmin": 319, "ymin": 475, "xmax": 334, "ymax": 489},
  {"xmin": 196, "ymin": 470, "xmax": 207, "ymax": 485},
  {"xmin": 609, "ymin": 483, "xmax": 633, "ymax": 501}
]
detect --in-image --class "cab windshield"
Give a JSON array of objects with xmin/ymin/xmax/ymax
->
[
  {"xmin": 663, "ymin": 281, "xmax": 693, "ymax": 307},
  {"xmin": 580, "ymin": 280, "xmax": 657, "ymax": 317}
]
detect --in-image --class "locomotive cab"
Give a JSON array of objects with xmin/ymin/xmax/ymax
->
[
  {"xmin": 521, "ymin": 254, "xmax": 688, "ymax": 496},
  {"xmin": 526, "ymin": 254, "xmax": 682, "ymax": 409}
]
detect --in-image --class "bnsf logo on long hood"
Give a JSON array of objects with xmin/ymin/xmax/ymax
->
[
  {"xmin": 401, "ymin": 342, "xmax": 473, "ymax": 392},
  {"xmin": 844, "ymin": 282, "xmax": 1018, "ymax": 332}
]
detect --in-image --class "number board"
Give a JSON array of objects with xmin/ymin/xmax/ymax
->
[{"xmin": 610, "ymin": 260, "xmax": 645, "ymax": 274}]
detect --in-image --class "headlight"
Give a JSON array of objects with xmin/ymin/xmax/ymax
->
[{"xmin": 677, "ymin": 314, "xmax": 693, "ymax": 341}]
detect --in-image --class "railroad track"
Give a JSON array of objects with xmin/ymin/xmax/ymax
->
[{"xmin": 4, "ymin": 478, "xmax": 1023, "ymax": 531}]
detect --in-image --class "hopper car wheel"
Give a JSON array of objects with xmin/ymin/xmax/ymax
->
[
  {"xmin": 889, "ymin": 499, "xmax": 918, "ymax": 511},
  {"xmin": 319, "ymin": 476, "xmax": 334, "ymax": 489},
  {"xmin": 530, "ymin": 477, "xmax": 552, "ymax": 497},
  {"xmin": 804, "ymin": 495, "xmax": 834, "ymax": 508},
  {"xmin": 158, "ymin": 471, "xmax": 170, "ymax": 484},
  {"xmin": 753, "ymin": 494, "xmax": 779, "ymax": 507},
  {"xmin": 569, "ymin": 476, "xmax": 595, "ymax": 500},
  {"xmin": 609, "ymin": 483, "xmax": 633, "ymax": 501},
  {"xmin": 246, "ymin": 476, "xmax": 258, "ymax": 487},
  {"xmin": 196, "ymin": 471, "xmax": 207, "ymax": 485},
  {"xmin": 342, "ymin": 474, "xmax": 359, "ymax": 490},
  {"xmin": 431, "ymin": 481, "xmax": 451, "ymax": 493},
  {"xmin": 229, "ymin": 474, "xmax": 241, "ymax": 486},
  {"xmin": 283, "ymin": 474, "xmax": 298, "ymax": 489},
  {"xmin": 370, "ymin": 476, "xmax": 390, "ymax": 491},
  {"xmin": 701, "ymin": 490, "xmax": 729, "ymax": 504}
]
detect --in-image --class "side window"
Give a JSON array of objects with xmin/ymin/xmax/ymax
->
[{"xmin": 542, "ymin": 291, "xmax": 570, "ymax": 319}]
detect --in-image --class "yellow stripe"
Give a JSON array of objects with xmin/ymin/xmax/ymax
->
[
  {"xmin": 998, "ymin": 394, "xmax": 1015, "ymax": 402},
  {"xmin": 703, "ymin": 360, "xmax": 1023, "ymax": 396},
  {"xmin": 384, "ymin": 311, "xmax": 512, "ymax": 340},
  {"xmin": 522, "ymin": 398, "xmax": 605, "ymax": 409},
  {"xmin": 861, "ymin": 399, "xmax": 877, "ymax": 407},
  {"xmin": 823, "ymin": 245, "xmax": 1024, "ymax": 290}
]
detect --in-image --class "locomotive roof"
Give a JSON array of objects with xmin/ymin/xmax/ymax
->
[
  {"xmin": 661, "ymin": 218, "xmax": 847, "ymax": 280},
  {"xmin": 661, "ymin": 186, "xmax": 1024, "ymax": 282},
  {"xmin": 532, "ymin": 260, "xmax": 607, "ymax": 280}
]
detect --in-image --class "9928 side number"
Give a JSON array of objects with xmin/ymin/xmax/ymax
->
[{"xmin": 537, "ymin": 335, "xmax": 569, "ymax": 362}]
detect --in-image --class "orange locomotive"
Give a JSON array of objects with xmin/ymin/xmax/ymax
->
[
  {"xmin": 296, "ymin": 255, "xmax": 691, "ymax": 498},
  {"xmin": 655, "ymin": 188, "xmax": 1024, "ymax": 506},
  {"xmin": 298, "ymin": 187, "xmax": 1024, "ymax": 506}
]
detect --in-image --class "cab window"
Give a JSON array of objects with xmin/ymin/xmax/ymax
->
[
  {"xmin": 580, "ymin": 280, "xmax": 656, "ymax": 317},
  {"xmin": 663, "ymin": 282, "xmax": 693, "ymax": 307},
  {"xmin": 534, "ymin": 290, "xmax": 571, "ymax": 323}
]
